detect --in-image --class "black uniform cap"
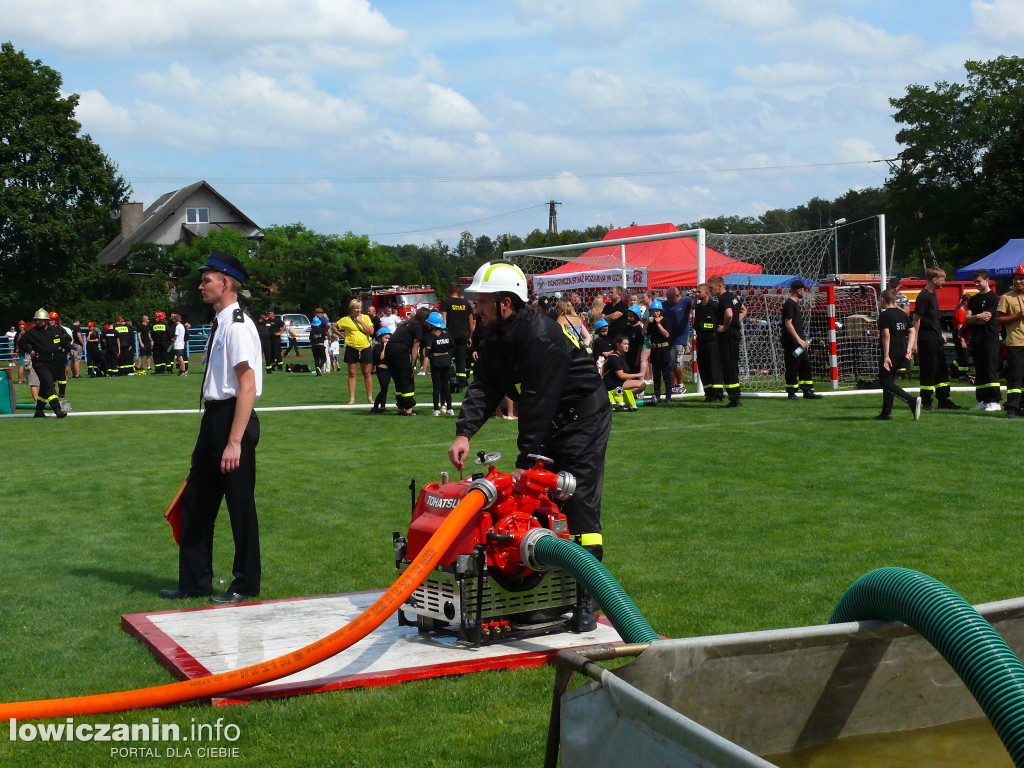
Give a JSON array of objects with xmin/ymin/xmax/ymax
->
[{"xmin": 199, "ymin": 249, "xmax": 248, "ymax": 284}]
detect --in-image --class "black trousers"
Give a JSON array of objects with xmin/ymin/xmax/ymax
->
[
  {"xmin": 153, "ymin": 344, "xmax": 170, "ymax": 373},
  {"xmin": 971, "ymin": 338, "xmax": 1001, "ymax": 403},
  {"xmin": 783, "ymin": 344, "xmax": 814, "ymax": 393},
  {"xmin": 718, "ymin": 332, "xmax": 741, "ymax": 401},
  {"xmin": 452, "ymin": 337, "xmax": 469, "ymax": 389},
  {"xmin": 549, "ymin": 402, "xmax": 612, "ymax": 551},
  {"xmin": 917, "ymin": 337, "xmax": 950, "ymax": 404},
  {"xmin": 87, "ymin": 344, "xmax": 102, "ymax": 376},
  {"xmin": 119, "ymin": 349, "xmax": 134, "ymax": 375},
  {"xmin": 312, "ymin": 343, "xmax": 327, "ymax": 372},
  {"xmin": 385, "ymin": 345, "xmax": 416, "ymax": 409},
  {"xmin": 696, "ymin": 336, "xmax": 723, "ymax": 398},
  {"xmin": 374, "ymin": 367, "xmax": 392, "ymax": 409},
  {"xmin": 269, "ymin": 337, "xmax": 283, "ymax": 370},
  {"xmin": 1006, "ymin": 347, "xmax": 1024, "ymax": 413},
  {"xmin": 879, "ymin": 367, "xmax": 914, "ymax": 416},
  {"xmin": 178, "ymin": 400, "xmax": 261, "ymax": 596},
  {"xmin": 33, "ymin": 358, "xmax": 63, "ymax": 409},
  {"xmin": 431, "ymin": 363, "xmax": 452, "ymax": 410}
]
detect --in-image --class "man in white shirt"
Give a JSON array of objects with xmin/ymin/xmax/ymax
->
[
  {"xmin": 160, "ymin": 249, "xmax": 263, "ymax": 604},
  {"xmin": 172, "ymin": 313, "xmax": 188, "ymax": 375},
  {"xmin": 380, "ymin": 305, "xmax": 400, "ymax": 334}
]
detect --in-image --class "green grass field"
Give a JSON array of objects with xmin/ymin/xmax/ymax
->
[{"xmin": 0, "ymin": 364, "xmax": 1019, "ymax": 767}]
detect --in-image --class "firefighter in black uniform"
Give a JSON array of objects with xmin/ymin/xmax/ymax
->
[
  {"xmin": 48, "ymin": 312, "xmax": 72, "ymax": 397},
  {"xmin": 309, "ymin": 315, "xmax": 328, "ymax": 375},
  {"xmin": 693, "ymin": 283, "xmax": 723, "ymax": 401},
  {"xmin": 709, "ymin": 275, "xmax": 742, "ymax": 407},
  {"xmin": 20, "ymin": 309, "xmax": 70, "ymax": 418},
  {"xmin": 912, "ymin": 267, "xmax": 961, "ymax": 411},
  {"xmin": 440, "ymin": 282, "xmax": 474, "ymax": 392},
  {"xmin": 152, "ymin": 312, "xmax": 171, "ymax": 373},
  {"xmin": 115, "ymin": 317, "xmax": 134, "ymax": 375},
  {"xmin": 385, "ymin": 307, "xmax": 430, "ymax": 415},
  {"xmin": 448, "ymin": 261, "xmax": 611, "ymax": 630},
  {"xmin": 101, "ymin": 322, "xmax": 120, "ymax": 377},
  {"xmin": 267, "ymin": 309, "xmax": 284, "ymax": 371},
  {"xmin": 780, "ymin": 281, "xmax": 823, "ymax": 400},
  {"xmin": 256, "ymin": 309, "xmax": 272, "ymax": 373},
  {"xmin": 965, "ymin": 269, "xmax": 1002, "ymax": 410},
  {"xmin": 85, "ymin": 322, "xmax": 102, "ymax": 377}
]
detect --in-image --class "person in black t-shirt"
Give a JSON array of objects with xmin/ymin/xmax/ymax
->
[
  {"xmin": 256, "ymin": 310, "xmax": 272, "ymax": 373},
  {"xmin": 876, "ymin": 290, "xmax": 921, "ymax": 420},
  {"xmin": 440, "ymin": 282, "xmax": 474, "ymax": 392},
  {"xmin": 912, "ymin": 268, "xmax": 960, "ymax": 410},
  {"xmin": 623, "ymin": 304, "xmax": 645, "ymax": 373},
  {"xmin": 692, "ymin": 283, "xmax": 723, "ymax": 402},
  {"xmin": 709, "ymin": 275, "xmax": 742, "ymax": 407},
  {"xmin": 424, "ymin": 311, "xmax": 454, "ymax": 415},
  {"xmin": 385, "ymin": 307, "xmax": 430, "ymax": 415},
  {"xmin": 309, "ymin": 316, "xmax": 328, "ymax": 375},
  {"xmin": 602, "ymin": 286, "xmax": 629, "ymax": 338},
  {"xmin": 267, "ymin": 310, "xmax": 284, "ymax": 371},
  {"xmin": 602, "ymin": 335, "xmax": 646, "ymax": 397},
  {"xmin": 371, "ymin": 327, "xmax": 391, "ymax": 413},
  {"xmin": 965, "ymin": 269, "xmax": 1002, "ymax": 410},
  {"xmin": 780, "ymin": 281, "xmax": 823, "ymax": 400}
]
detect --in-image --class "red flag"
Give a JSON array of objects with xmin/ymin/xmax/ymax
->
[{"xmin": 163, "ymin": 481, "xmax": 186, "ymax": 545}]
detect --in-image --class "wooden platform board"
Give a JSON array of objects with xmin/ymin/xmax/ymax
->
[{"xmin": 122, "ymin": 590, "xmax": 622, "ymax": 705}]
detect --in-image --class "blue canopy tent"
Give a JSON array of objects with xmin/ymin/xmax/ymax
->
[
  {"xmin": 955, "ymin": 239, "xmax": 1024, "ymax": 279},
  {"xmin": 723, "ymin": 273, "xmax": 821, "ymax": 288}
]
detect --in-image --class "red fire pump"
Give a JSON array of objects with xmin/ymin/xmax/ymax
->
[{"xmin": 393, "ymin": 452, "xmax": 591, "ymax": 644}]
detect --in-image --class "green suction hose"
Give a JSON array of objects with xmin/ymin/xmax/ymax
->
[
  {"xmin": 532, "ymin": 535, "xmax": 659, "ymax": 644},
  {"xmin": 830, "ymin": 567, "xmax": 1024, "ymax": 767}
]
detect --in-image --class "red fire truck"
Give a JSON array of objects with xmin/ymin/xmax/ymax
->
[{"xmin": 354, "ymin": 286, "xmax": 440, "ymax": 319}]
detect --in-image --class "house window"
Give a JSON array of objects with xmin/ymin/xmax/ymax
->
[{"xmin": 186, "ymin": 207, "xmax": 210, "ymax": 224}]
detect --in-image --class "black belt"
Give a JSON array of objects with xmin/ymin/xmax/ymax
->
[
  {"xmin": 552, "ymin": 387, "xmax": 609, "ymax": 429},
  {"xmin": 204, "ymin": 397, "xmax": 237, "ymax": 411},
  {"xmin": 651, "ymin": 342, "xmax": 669, "ymax": 348}
]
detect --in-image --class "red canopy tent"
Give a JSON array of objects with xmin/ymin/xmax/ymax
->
[{"xmin": 537, "ymin": 223, "xmax": 763, "ymax": 290}]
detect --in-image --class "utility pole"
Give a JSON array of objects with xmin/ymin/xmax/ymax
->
[{"xmin": 547, "ymin": 200, "xmax": 561, "ymax": 235}]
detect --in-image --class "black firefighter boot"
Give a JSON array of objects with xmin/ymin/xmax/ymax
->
[
  {"xmin": 33, "ymin": 400, "xmax": 46, "ymax": 418},
  {"xmin": 571, "ymin": 543, "xmax": 603, "ymax": 633},
  {"xmin": 50, "ymin": 398, "xmax": 67, "ymax": 419}
]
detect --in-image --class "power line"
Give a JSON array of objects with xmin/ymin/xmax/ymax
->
[
  {"xmin": 368, "ymin": 203, "xmax": 549, "ymax": 237},
  {"xmin": 126, "ymin": 158, "xmax": 895, "ymax": 187}
]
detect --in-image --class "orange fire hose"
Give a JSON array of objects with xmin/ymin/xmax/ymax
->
[{"xmin": 0, "ymin": 488, "xmax": 488, "ymax": 720}]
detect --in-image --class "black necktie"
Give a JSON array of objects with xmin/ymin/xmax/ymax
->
[{"xmin": 200, "ymin": 317, "xmax": 218, "ymax": 409}]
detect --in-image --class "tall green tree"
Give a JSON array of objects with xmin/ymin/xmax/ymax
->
[
  {"xmin": 0, "ymin": 42, "xmax": 130, "ymax": 319},
  {"xmin": 887, "ymin": 55, "xmax": 1024, "ymax": 264}
]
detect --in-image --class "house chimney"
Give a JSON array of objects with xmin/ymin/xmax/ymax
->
[{"xmin": 121, "ymin": 202, "xmax": 144, "ymax": 237}]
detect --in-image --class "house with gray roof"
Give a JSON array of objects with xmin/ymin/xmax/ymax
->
[{"xmin": 97, "ymin": 180, "xmax": 262, "ymax": 265}]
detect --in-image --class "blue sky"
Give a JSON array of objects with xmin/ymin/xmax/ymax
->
[{"xmin": 4, "ymin": 0, "xmax": 1024, "ymax": 246}]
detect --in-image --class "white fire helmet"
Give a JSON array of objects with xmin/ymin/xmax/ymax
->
[{"xmin": 465, "ymin": 261, "xmax": 528, "ymax": 302}]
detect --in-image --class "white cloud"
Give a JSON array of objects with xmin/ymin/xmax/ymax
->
[
  {"xmin": 698, "ymin": 0, "xmax": 800, "ymax": 29},
  {"xmin": 74, "ymin": 89, "xmax": 134, "ymax": 135},
  {"xmin": 733, "ymin": 61, "xmax": 847, "ymax": 87},
  {"xmin": 364, "ymin": 76, "xmax": 487, "ymax": 132},
  {"xmin": 764, "ymin": 16, "xmax": 922, "ymax": 61},
  {"xmin": 836, "ymin": 137, "xmax": 880, "ymax": 162},
  {"xmin": 121, "ymin": 64, "xmax": 369, "ymax": 151},
  {"xmin": 0, "ymin": 0, "xmax": 406, "ymax": 59},
  {"xmin": 972, "ymin": 0, "xmax": 1024, "ymax": 43}
]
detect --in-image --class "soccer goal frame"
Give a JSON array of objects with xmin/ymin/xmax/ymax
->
[{"xmin": 503, "ymin": 217, "xmax": 889, "ymax": 393}]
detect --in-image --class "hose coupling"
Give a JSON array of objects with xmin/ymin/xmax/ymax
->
[
  {"xmin": 520, "ymin": 527, "xmax": 556, "ymax": 571},
  {"xmin": 467, "ymin": 477, "xmax": 499, "ymax": 509},
  {"xmin": 551, "ymin": 471, "xmax": 576, "ymax": 501}
]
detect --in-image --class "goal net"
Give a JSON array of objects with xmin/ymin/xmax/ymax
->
[{"xmin": 504, "ymin": 226, "xmax": 880, "ymax": 392}]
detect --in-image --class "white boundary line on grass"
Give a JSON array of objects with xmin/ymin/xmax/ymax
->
[{"xmin": 0, "ymin": 385, "xmax": 985, "ymax": 418}]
